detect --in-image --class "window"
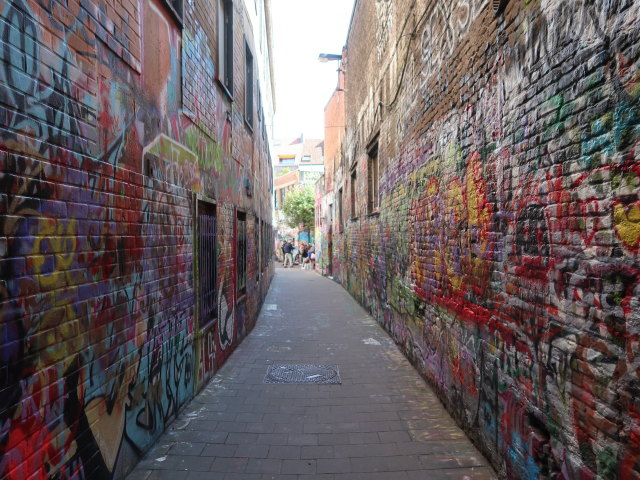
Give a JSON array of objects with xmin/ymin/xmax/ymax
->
[
  {"xmin": 367, "ymin": 139, "xmax": 379, "ymax": 214},
  {"xmin": 338, "ymin": 188, "xmax": 343, "ymax": 231},
  {"xmin": 255, "ymin": 216, "xmax": 259, "ymax": 280},
  {"xmin": 302, "ymin": 155, "xmax": 311, "ymax": 162},
  {"xmin": 261, "ymin": 221, "xmax": 265, "ymax": 271},
  {"xmin": 236, "ymin": 211, "xmax": 247, "ymax": 294},
  {"xmin": 218, "ymin": 0, "xmax": 233, "ymax": 95},
  {"xmin": 198, "ymin": 201, "xmax": 217, "ymax": 327},
  {"xmin": 245, "ymin": 42, "xmax": 254, "ymax": 127},
  {"xmin": 163, "ymin": 0, "xmax": 183, "ymax": 23},
  {"xmin": 261, "ymin": 220, "xmax": 270, "ymax": 271},
  {"xmin": 350, "ymin": 168, "xmax": 357, "ymax": 219},
  {"xmin": 274, "ymin": 191, "xmax": 278, "ymax": 210},
  {"xmin": 279, "ymin": 156, "xmax": 295, "ymax": 165}
]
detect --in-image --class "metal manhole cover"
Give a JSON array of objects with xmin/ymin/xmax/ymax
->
[{"xmin": 264, "ymin": 364, "xmax": 341, "ymax": 384}]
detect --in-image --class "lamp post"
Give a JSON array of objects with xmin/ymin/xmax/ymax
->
[{"xmin": 317, "ymin": 53, "xmax": 342, "ymax": 63}]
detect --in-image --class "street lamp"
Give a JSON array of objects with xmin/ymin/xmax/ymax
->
[{"xmin": 317, "ymin": 53, "xmax": 342, "ymax": 63}]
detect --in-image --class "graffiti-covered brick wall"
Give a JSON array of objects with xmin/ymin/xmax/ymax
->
[
  {"xmin": 0, "ymin": 0, "xmax": 275, "ymax": 478},
  {"xmin": 328, "ymin": 0, "xmax": 640, "ymax": 478}
]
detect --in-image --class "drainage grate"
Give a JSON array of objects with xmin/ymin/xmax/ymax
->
[{"xmin": 264, "ymin": 364, "xmax": 341, "ymax": 384}]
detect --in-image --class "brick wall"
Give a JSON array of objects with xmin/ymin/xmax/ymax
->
[
  {"xmin": 0, "ymin": 0, "xmax": 274, "ymax": 478},
  {"xmin": 326, "ymin": 0, "xmax": 640, "ymax": 478}
]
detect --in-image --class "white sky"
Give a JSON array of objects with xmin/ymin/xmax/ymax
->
[{"xmin": 271, "ymin": 0, "xmax": 355, "ymax": 140}]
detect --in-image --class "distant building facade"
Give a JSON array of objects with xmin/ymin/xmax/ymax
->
[
  {"xmin": 273, "ymin": 137, "xmax": 324, "ymax": 242},
  {"xmin": 315, "ymin": 64, "xmax": 345, "ymax": 276}
]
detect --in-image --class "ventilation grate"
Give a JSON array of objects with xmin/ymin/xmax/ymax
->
[{"xmin": 493, "ymin": 0, "xmax": 508, "ymax": 14}]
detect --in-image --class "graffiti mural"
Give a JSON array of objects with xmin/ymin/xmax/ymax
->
[{"xmin": 0, "ymin": 0, "xmax": 274, "ymax": 478}]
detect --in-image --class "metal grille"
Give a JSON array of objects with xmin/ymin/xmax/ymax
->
[
  {"xmin": 237, "ymin": 212, "xmax": 247, "ymax": 292},
  {"xmin": 264, "ymin": 364, "xmax": 341, "ymax": 385},
  {"xmin": 198, "ymin": 202, "xmax": 217, "ymax": 326}
]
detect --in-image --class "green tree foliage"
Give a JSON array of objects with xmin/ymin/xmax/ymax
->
[
  {"xmin": 282, "ymin": 187, "xmax": 315, "ymax": 229},
  {"xmin": 275, "ymin": 167, "xmax": 291, "ymax": 177}
]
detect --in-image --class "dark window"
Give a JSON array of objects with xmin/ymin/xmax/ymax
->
[
  {"xmin": 279, "ymin": 156, "xmax": 295, "ymax": 165},
  {"xmin": 198, "ymin": 201, "xmax": 217, "ymax": 327},
  {"xmin": 163, "ymin": 0, "xmax": 183, "ymax": 23},
  {"xmin": 218, "ymin": 0, "xmax": 234, "ymax": 95},
  {"xmin": 255, "ymin": 216, "xmax": 259, "ymax": 280},
  {"xmin": 350, "ymin": 168, "xmax": 357, "ymax": 219},
  {"xmin": 338, "ymin": 188, "xmax": 343, "ymax": 231},
  {"xmin": 245, "ymin": 42, "xmax": 254, "ymax": 127},
  {"xmin": 236, "ymin": 211, "xmax": 247, "ymax": 294},
  {"xmin": 261, "ymin": 220, "xmax": 269, "ymax": 271},
  {"xmin": 367, "ymin": 140, "xmax": 379, "ymax": 213}
]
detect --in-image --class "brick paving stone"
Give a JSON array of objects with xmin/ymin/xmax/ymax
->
[
  {"xmin": 317, "ymin": 433, "xmax": 349, "ymax": 445},
  {"xmin": 126, "ymin": 269, "xmax": 495, "ymax": 480},
  {"xmin": 234, "ymin": 444, "xmax": 270, "ymax": 458},
  {"xmin": 287, "ymin": 434, "xmax": 318, "ymax": 445},
  {"xmin": 223, "ymin": 475, "xmax": 261, "ymax": 480},
  {"xmin": 268, "ymin": 445, "xmax": 302, "ymax": 459},
  {"xmin": 300, "ymin": 446, "xmax": 334, "ymax": 459},
  {"xmin": 281, "ymin": 459, "xmax": 317, "ymax": 474},
  {"xmin": 210, "ymin": 457, "xmax": 248, "ymax": 473},
  {"xmin": 147, "ymin": 471, "xmax": 190, "ymax": 480},
  {"xmin": 378, "ymin": 430, "xmax": 413, "ymax": 443},
  {"xmin": 316, "ymin": 458, "xmax": 351, "ymax": 474},
  {"xmin": 256, "ymin": 433, "xmax": 289, "ymax": 445},
  {"xmin": 168, "ymin": 443, "xmax": 206, "ymax": 456},
  {"xmin": 303, "ymin": 423, "xmax": 333, "ymax": 434},
  {"xmin": 347, "ymin": 432, "xmax": 380, "ymax": 444},
  {"xmin": 200, "ymin": 444, "xmax": 238, "ymax": 457},
  {"xmin": 245, "ymin": 458, "xmax": 283, "ymax": 474},
  {"xmin": 246, "ymin": 422, "xmax": 277, "ymax": 434},
  {"xmin": 296, "ymin": 476, "xmax": 336, "ymax": 480},
  {"xmin": 227, "ymin": 432, "xmax": 260, "ymax": 444}
]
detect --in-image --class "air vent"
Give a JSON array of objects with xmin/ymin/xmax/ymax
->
[{"xmin": 493, "ymin": 0, "xmax": 508, "ymax": 14}]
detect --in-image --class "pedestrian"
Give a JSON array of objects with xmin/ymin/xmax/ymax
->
[
  {"xmin": 300, "ymin": 242, "xmax": 309, "ymax": 269},
  {"xmin": 308, "ymin": 245, "xmax": 315, "ymax": 270},
  {"xmin": 283, "ymin": 240, "xmax": 294, "ymax": 268},
  {"xmin": 292, "ymin": 242, "xmax": 300, "ymax": 265}
]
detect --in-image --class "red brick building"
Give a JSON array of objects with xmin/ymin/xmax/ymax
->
[{"xmin": 315, "ymin": 63, "xmax": 345, "ymax": 276}]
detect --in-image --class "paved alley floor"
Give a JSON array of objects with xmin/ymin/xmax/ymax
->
[{"xmin": 127, "ymin": 267, "xmax": 497, "ymax": 480}]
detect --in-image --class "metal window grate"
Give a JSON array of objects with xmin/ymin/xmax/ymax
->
[
  {"xmin": 264, "ymin": 364, "xmax": 341, "ymax": 384},
  {"xmin": 237, "ymin": 211, "xmax": 247, "ymax": 293},
  {"xmin": 199, "ymin": 202, "xmax": 217, "ymax": 325}
]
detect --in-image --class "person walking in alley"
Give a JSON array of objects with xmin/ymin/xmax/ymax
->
[
  {"xmin": 279, "ymin": 240, "xmax": 286, "ymax": 263},
  {"xmin": 308, "ymin": 245, "xmax": 315, "ymax": 270},
  {"xmin": 283, "ymin": 240, "xmax": 294, "ymax": 268},
  {"xmin": 300, "ymin": 242, "xmax": 309, "ymax": 269}
]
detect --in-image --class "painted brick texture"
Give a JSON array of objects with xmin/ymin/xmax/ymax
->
[
  {"xmin": 325, "ymin": 0, "xmax": 640, "ymax": 478},
  {"xmin": 0, "ymin": 0, "xmax": 274, "ymax": 479}
]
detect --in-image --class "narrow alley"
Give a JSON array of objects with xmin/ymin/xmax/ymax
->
[{"xmin": 126, "ymin": 268, "xmax": 495, "ymax": 480}]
